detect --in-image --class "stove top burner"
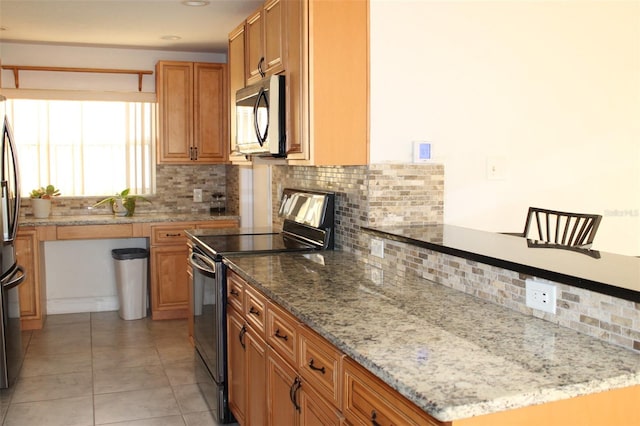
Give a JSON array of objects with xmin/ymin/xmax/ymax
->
[{"xmin": 194, "ymin": 233, "xmax": 316, "ymax": 258}]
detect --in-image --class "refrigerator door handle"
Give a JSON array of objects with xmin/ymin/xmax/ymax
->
[{"xmin": 2, "ymin": 265, "xmax": 25, "ymax": 290}]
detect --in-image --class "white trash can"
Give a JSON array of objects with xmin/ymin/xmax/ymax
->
[{"xmin": 112, "ymin": 248, "xmax": 149, "ymax": 320}]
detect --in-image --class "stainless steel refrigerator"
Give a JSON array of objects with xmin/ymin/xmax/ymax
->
[{"xmin": 0, "ymin": 95, "xmax": 26, "ymax": 388}]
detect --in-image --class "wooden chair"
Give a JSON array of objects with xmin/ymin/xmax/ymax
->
[{"xmin": 510, "ymin": 207, "xmax": 602, "ymax": 248}]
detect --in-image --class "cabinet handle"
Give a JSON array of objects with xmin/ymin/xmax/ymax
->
[
  {"xmin": 239, "ymin": 324, "xmax": 247, "ymax": 350},
  {"xmin": 371, "ymin": 410, "xmax": 381, "ymax": 426},
  {"xmin": 230, "ymin": 289, "xmax": 239, "ymax": 296},
  {"xmin": 189, "ymin": 147, "xmax": 194, "ymax": 160},
  {"xmin": 274, "ymin": 328, "xmax": 288, "ymax": 341},
  {"xmin": 165, "ymin": 233, "xmax": 182, "ymax": 237},
  {"xmin": 289, "ymin": 376, "xmax": 301, "ymax": 412},
  {"xmin": 249, "ymin": 306, "xmax": 260, "ymax": 316},
  {"xmin": 192, "ymin": 146, "xmax": 198, "ymax": 160},
  {"xmin": 258, "ymin": 57, "xmax": 265, "ymax": 78},
  {"xmin": 308, "ymin": 358, "xmax": 326, "ymax": 374}
]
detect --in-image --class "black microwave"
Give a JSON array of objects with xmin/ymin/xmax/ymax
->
[{"xmin": 235, "ymin": 75, "xmax": 286, "ymax": 157}]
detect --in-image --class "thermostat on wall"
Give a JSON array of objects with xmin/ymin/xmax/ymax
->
[{"xmin": 413, "ymin": 141, "xmax": 432, "ymax": 163}]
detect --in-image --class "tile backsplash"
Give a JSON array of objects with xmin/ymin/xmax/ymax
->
[{"xmin": 20, "ymin": 164, "xmax": 228, "ymax": 217}]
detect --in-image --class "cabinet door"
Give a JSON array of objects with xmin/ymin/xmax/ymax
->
[
  {"xmin": 228, "ymin": 23, "xmax": 251, "ymax": 164},
  {"xmin": 267, "ymin": 348, "xmax": 299, "ymax": 426},
  {"xmin": 150, "ymin": 244, "xmax": 189, "ymax": 320},
  {"xmin": 227, "ymin": 308, "xmax": 247, "ymax": 425},
  {"xmin": 263, "ymin": 0, "xmax": 284, "ymax": 75},
  {"xmin": 16, "ymin": 229, "xmax": 45, "ymax": 330},
  {"xmin": 246, "ymin": 327, "xmax": 267, "ymax": 425},
  {"xmin": 156, "ymin": 61, "xmax": 194, "ymax": 163},
  {"xmin": 246, "ymin": 8, "xmax": 263, "ymax": 84},
  {"xmin": 300, "ymin": 385, "xmax": 345, "ymax": 426},
  {"xmin": 193, "ymin": 63, "xmax": 227, "ymax": 163}
]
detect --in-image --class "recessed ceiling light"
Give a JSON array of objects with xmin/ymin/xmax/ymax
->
[
  {"xmin": 181, "ymin": 1, "xmax": 210, "ymax": 6},
  {"xmin": 161, "ymin": 35, "xmax": 182, "ymax": 41}
]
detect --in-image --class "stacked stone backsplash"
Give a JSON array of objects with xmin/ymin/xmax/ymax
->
[
  {"xmin": 19, "ymin": 164, "xmax": 229, "ymax": 217},
  {"xmin": 272, "ymin": 163, "xmax": 639, "ymax": 353}
]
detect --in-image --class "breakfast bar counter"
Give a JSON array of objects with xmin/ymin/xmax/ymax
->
[{"xmin": 224, "ymin": 251, "xmax": 640, "ymax": 424}]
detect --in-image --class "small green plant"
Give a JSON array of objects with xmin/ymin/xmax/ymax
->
[
  {"xmin": 29, "ymin": 185, "xmax": 61, "ymax": 199},
  {"xmin": 93, "ymin": 188, "xmax": 151, "ymax": 217}
]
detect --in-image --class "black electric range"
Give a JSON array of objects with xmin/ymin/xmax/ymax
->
[{"xmin": 186, "ymin": 188, "xmax": 335, "ymax": 424}]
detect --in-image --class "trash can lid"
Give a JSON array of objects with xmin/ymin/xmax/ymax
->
[{"xmin": 111, "ymin": 248, "xmax": 149, "ymax": 260}]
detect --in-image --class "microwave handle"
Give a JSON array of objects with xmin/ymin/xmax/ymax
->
[{"xmin": 255, "ymin": 87, "xmax": 269, "ymax": 147}]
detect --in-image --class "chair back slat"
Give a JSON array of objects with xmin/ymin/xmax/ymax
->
[{"xmin": 522, "ymin": 207, "xmax": 602, "ymax": 248}]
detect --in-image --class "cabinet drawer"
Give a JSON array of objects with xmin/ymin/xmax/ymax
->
[
  {"xmin": 151, "ymin": 224, "xmax": 194, "ymax": 245},
  {"xmin": 299, "ymin": 325, "xmax": 342, "ymax": 409},
  {"xmin": 266, "ymin": 302, "xmax": 298, "ymax": 366},
  {"xmin": 343, "ymin": 357, "xmax": 446, "ymax": 426},
  {"xmin": 244, "ymin": 285, "xmax": 266, "ymax": 338},
  {"xmin": 227, "ymin": 271, "xmax": 245, "ymax": 312},
  {"xmin": 57, "ymin": 224, "xmax": 133, "ymax": 240}
]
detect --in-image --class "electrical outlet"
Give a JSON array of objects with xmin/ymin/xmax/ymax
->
[
  {"xmin": 193, "ymin": 188, "xmax": 203, "ymax": 203},
  {"xmin": 370, "ymin": 267, "xmax": 384, "ymax": 286},
  {"xmin": 525, "ymin": 279, "xmax": 557, "ymax": 314},
  {"xmin": 371, "ymin": 239, "xmax": 384, "ymax": 258}
]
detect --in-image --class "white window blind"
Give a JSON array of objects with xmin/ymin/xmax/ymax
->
[{"xmin": 6, "ymin": 98, "xmax": 155, "ymax": 197}]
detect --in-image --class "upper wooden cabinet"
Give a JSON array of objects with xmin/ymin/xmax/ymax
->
[
  {"xmin": 228, "ymin": 23, "xmax": 252, "ymax": 165},
  {"xmin": 156, "ymin": 61, "xmax": 228, "ymax": 164},
  {"xmin": 227, "ymin": 0, "xmax": 369, "ymax": 166},
  {"xmin": 286, "ymin": 0, "xmax": 369, "ymax": 165},
  {"xmin": 246, "ymin": 0, "xmax": 285, "ymax": 86}
]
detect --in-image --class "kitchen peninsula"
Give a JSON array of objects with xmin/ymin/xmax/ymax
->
[
  {"xmin": 363, "ymin": 224, "xmax": 640, "ymax": 302},
  {"xmin": 224, "ymin": 251, "xmax": 640, "ymax": 425},
  {"xmin": 17, "ymin": 213, "xmax": 239, "ymax": 328}
]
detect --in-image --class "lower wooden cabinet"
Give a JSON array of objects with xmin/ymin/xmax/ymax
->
[
  {"xmin": 228, "ymin": 270, "xmax": 345, "ymax": 426},
  {"xmin": 266, "ymin": 347, "xmax": 298, "ymax": 426},
  {"xmin": 228, "ymin": 308, "xmax": 248, "ymax": 424},
  {"xmin": 152, "ymin": 219, "xmax": 238, "ymax": 320},
  {"xmin": 343, "ymin": 356, "xmax": 446, "ymax": 426},
  {"xmin": 228, "ymin": 298, "xmax": 268, "ymax": 425},
  {"xmin": 16, "ymin": 228, "xmax": 46, "ymax": 330}
]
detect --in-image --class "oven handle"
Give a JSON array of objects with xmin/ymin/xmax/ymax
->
[{"xmin": 189, "ymin": 251, "xmax": 216, "ymax": 277}]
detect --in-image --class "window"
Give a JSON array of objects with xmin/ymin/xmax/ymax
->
[{"xmin": 7, "ymin": 98, "xmax": 155, "ymax": 197}]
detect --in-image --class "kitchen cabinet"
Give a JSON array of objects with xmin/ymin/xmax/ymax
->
[
  {"xmin": 285, "ymin": 0, "xmax": 369, "ymax": 165},
  {"xmin": 246, "ymin": 0, "xmax": 285, "ymax": 86},
  {"xmin": 16, "ymin": 228, "xmax": 46, "ymax": 330},
  {"xmin": 227, "ymin": 273, "xmax": 268, "ymax": 425},
  {"xmin": 227, "ymin": 270, "xmax": 345, "ymax": 426},
  {"xmin": 156, "ymin": 61, "xmax": 228, "ymax": 164},
  {"xmin": 228, "ymin": 22, "xmax": 251, "ymax": 165},
  {"xmin": 151, "ymin": 220, "xmax": 237, "ymax": 320},
  {"xmin": 343, "ymin": 357, "xmax": 446, "ymax": 426}
]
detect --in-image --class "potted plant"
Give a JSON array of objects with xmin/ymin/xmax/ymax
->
[
  {"xmin": 29, "ymin": 184, "xmax": 61, "ymax": 218},
  {"xmin": 93, "ymin": 188, "xmax": 151, "ymax": 217}
]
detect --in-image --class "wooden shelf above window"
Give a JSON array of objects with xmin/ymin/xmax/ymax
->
[{"xmin": 1, "ymin": 65, "xmax": 153, "ymax": 92}]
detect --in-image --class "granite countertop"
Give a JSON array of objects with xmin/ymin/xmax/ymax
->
[
  {"xmin": 224, "ymin": 251, "xmax": 640, "ymax": 423},
  {"xmin": 364, "ymin": 224, "xmax": 640, "ymax": 302},
  {"xmin": 19, "ymin": 212, "xmax": 239, "ymax": 227}
]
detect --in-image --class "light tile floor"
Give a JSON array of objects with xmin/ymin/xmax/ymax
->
[{"xmin": 0, "ymin": 312, "xmax": 237, "ymax": 426}]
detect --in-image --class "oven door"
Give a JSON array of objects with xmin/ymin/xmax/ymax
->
[{"xmin": 189, "ymin": 245, "xmax": 225, "ymax": 384}]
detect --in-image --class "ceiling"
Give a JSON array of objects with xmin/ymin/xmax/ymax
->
[{"xmin": 0, "ymin": 0, "xmax": 263, "ymax": 53}]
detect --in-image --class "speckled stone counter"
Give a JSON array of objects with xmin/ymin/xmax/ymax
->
[
  {"xmin": 224, "ymin": 251, "xmax": 640, "ymax": 422},
  {"xmin": 19, "ymin": 212, "xmax": 239, "ymax": 227}
]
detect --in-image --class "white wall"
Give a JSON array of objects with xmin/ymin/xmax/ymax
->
[
  {"xmin": 0, "ymin": 42, "xmax": 225, "ymax": 92},
  {"xmin": 45, "ymin": 238, "xmax": 147, "ymax": 314},
  {"xmin": 370, "ymin": 0, "xmax": 640, "ymax": 256}
]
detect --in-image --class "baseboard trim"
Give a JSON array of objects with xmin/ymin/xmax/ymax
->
[{"xmin": 47, "ymin": 296, "xmax": 119, "ymax": 314}]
